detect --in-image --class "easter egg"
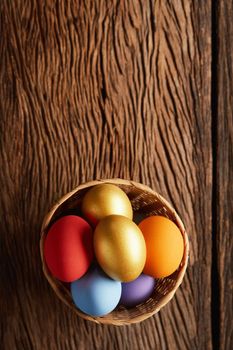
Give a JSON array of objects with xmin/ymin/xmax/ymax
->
[
  {"xmin": 120, "ymin": 274, "xmax": 156, "ymax": 307},
  {"xmin": 44, "ymin": 215, "xmax": 93, "ymax": 282},
  {"xmin": 139, "ymin": 216, "xmax": 184, "ymax": 278},
  {"xmin": 71, "ymin": 267, "xmax": 122, "ymax": 316},
  {"xmin": 94, "ymin": 215, "xmax": 146, "ymax": 282},
  {"xmin": 81, "ymin": 184, "xmax": 133, "ymax": 226}
]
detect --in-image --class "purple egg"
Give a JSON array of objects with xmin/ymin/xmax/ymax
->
[{"xmin": 120, "ymin": 274, "xmax": 156, "ymax": 307}]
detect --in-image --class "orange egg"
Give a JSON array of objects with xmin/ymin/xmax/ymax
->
[{"xmin": 138, "ymin": 216, "xmax": 184, "ymax": 278}]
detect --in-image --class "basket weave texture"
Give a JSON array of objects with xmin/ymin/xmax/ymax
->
[{"xmin": 40, "ymin": 179, "xmax": 189, "ymax": 325}]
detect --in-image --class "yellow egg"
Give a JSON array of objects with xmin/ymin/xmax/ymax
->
[
  {"xmin": 82, "ymin": 184, "xmax": 133, "ymax": 226},
  {"xmin": 139, "ymin": 216, "xmax": 184, "ymax": 278},
  {"xmin": 94, "ymin": 215, "xmax": 146, "ymax": 282}
]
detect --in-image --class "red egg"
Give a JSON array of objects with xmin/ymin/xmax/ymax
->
[{"xmin": 44, "ymin": 215, "xmax": 94, "ymax": 282}]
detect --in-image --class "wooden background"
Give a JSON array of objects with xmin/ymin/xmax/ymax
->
[{"xmin": 0, "ymin": 1, "xmax": 232, "ymax": 349}]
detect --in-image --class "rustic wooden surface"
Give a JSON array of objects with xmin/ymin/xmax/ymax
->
[
  {"xmin": 0, "ymin": 1, "xmax": 231, "ymax": 349},
  {"xmin": 214, "ymin": 1, "xmax": 233, "ymax": 349}
]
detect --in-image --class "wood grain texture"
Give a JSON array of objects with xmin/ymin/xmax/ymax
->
[
  {"xmin": 215, "ymin": 1, "xmax": 233, "ymax": 349},
  {"xmin": 0, "ymin": 1, "xmax": 212, "ymax": 349}
]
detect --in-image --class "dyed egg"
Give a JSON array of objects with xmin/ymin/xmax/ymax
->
[
  {"xmin": 94, "ymin": 215, "xmax": 146, "ymax": 282},
  {"xmin": 71, "ymin": 267, "xmax": 122, "ymax": 316},
  {"xmin": 139, "ymin": 216, "xmax": 184, "ymax": 278},
  {"xmin": 44, "ymin": 215, "xmax": 93, "ymax": 282},
  {"xmin": 120, "ymin": 274, "xmax": 155, "ymax": 307},
  {"xmin": 81, "ymin": 184, "xmax": 133, "ymax": 226}
]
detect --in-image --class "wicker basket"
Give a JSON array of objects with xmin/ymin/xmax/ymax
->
[{"xmin": 40, "ymin": 179, "xmax": 189, "ymax": 325}]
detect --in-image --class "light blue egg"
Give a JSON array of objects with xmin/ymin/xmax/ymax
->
[{"xmin": 71, "ymin": 267, "xmax": 122, "ymax": 316}]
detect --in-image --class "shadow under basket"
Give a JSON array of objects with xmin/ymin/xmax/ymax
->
[{"xmin": 40, "ymin": 179, "xmax": 189, "ymax": 325}]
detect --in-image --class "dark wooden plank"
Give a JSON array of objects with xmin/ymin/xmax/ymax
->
[
  {"xmin": 215, "ymin": 1, "xmax": 233, "ymax": 349},
  {"xmin": 0, "ymin": 1, "xmax": 212, "ymax": 349}
]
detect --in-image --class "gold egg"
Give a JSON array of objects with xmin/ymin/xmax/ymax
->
[
  {"xmin": 82, "ymin": 184, "xmax": 133, "ymax": 226},
  {"xmin": 94, "ymin": 215, "xmax": 146, "ymax": 282}
]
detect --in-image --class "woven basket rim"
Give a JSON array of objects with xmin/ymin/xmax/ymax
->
[{"xmin": 40, "ymin": 178, "xmax": 189, "ymax": 325}]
